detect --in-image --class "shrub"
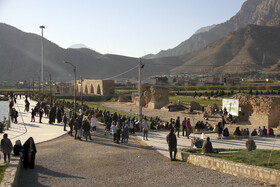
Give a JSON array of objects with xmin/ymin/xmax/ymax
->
[
  {"xmin": 0, "ymin": 117, "xmax": 8, "ymax": 133},
  {"xmin": 246, "ymin": 139, "xmax": 256, "ymax": 151},
  {"xmin": 0, "ymin": 121, "xmax": 6, "ymax": 133}
]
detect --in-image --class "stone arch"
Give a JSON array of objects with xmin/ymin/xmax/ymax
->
[
  {"xmin": 90, "ymin": 84, "xmax": 94, "ymax": 94},
  {"xmin": 85, "ymin": 85, "xmax": 88, "ymax": 94},
  {"xmin": 97, "ymin": 84, "xmax": 101, "ymax": 95}
]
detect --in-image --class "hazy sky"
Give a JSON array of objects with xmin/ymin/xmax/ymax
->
[{"xmin": 0, "ymin": 0, "xmax": 246, "ymax": 57}]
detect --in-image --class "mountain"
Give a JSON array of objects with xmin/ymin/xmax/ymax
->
[
  {"xmin": 194, "ymin": 24, "xmax": 216, "ymax": 34},
  {"xmin": 0, "ymin": 23, "xmax": 185, "ymax": 82},
  {"xmin": 145, "ymin": 0, "xmax": 280, "ymax": 59},
  {"xmin": 171, "ymin": 25, "xmax": 280, "ymax": 74}
]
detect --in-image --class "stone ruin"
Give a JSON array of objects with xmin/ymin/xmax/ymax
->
[
  {"xmin": 76, "ymin": 79, "xmax": 115, "ymax": 96},
  {"xmin": 233, "ymin": 93, "xmax": 280, "ymax": 128},
  {"xmin": 205, "ymin": 103, "xmax": 219, "ymax": 115},
  {"xmin": 132, "ymin": 84, "xmax": 169, "ymax": 109},
  {"xmin": 190, "ymin": 101, "xmax": 202, "ymax": 110}
]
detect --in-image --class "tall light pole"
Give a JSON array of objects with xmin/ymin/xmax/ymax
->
[
  {"xmin": 65, "ymin": 61, "xmax": 77, "ymax": 117},
  {"xmin": 47, "ymin": 72, "xmax": 52, "ymax": 96},
  {"xmin": 138, "ymin": 58, "xmax": 144, "ymax": 131},
  {"xmin": 80, "ymin": 76, "xmax": 83, "ymax": 106},
  {"xmin": 40, "ymin": 25, "xmax": 45, "ymax": 94}
]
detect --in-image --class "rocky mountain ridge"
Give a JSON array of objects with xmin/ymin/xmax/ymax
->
[{"xmin": 145, "ymin": 0, "xmax": 280, "ymax": 59}]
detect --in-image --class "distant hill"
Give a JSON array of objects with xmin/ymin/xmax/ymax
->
[
  {"xmin": 145, "ymin": 0, "xmax": 280, "ymax": 59},
  {"xmin": 68, "ymin": 43, "xmax": 91, "ymax": 49},
  {"xmin": 0, "ymin": 23, "xmax": 183, "ymax": 82},
  {"xmin": 171, "ymin": 25, "xmax": 280, "ymax": 74}
]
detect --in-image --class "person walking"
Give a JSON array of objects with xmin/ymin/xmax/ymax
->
[
  {"xmin": 22, "ymin": 137, "xmax": 37, "ymax": 169},
  {"xmin": 31, "ymin": 108, "xmax": 36, "ymax": 122},
  {"xmin": 116, "ymin": 122, "xmax": 121, "ymax": 144},
  {"xmin": 90, "ymin": 115, "xmax": 98, "ymax": 131},
  {"xmin": 1, "ymin": 134, "xmax": 13, "ymax": 163},
  {"xmin": 123, "ymin": 123, "xmax": 129, "ymax": 143},
  {"xmin": 143, "ymin": 120, "xmax": 148, "ymax": 140},
  {"xmin": 186, "ymin": 118, "xmax": 192, "ymax": 139},
  {"xmin": 174, "ymin": 116, "xmax": 180, "ymax": 137},
  {"xmin": 83, "ymin": 118, "xmax": 92, "ymax": 141},
  {"xmin": 13, "ymin": 108, "xmax": 18, "ymax": 124},
  {"xmin": 68, "ymin": 117, "xmax": 74, "ymax": 136},
  {"xmin": 39, "ymin": 108, "xmax": 43, "ymax": 123},
  {"xmin": 166, "ymin": 128, "xmax": 177, "ymax": 161},
  {"xmin": 76, "ymin": 115, "xmax": 83, "ymax": 140},
  {"xmin": 63, "ymin": 113, "xmax": 68, "ymax": 131},
  {"xmin": 111, "ymin": 121, "xmax": 117, "ymax": 143},
  {"xmin": 182, "ymin": 117, "xmax": 187, "ymax": 137}
]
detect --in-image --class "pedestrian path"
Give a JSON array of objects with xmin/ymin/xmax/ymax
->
[
  {"xmin": 136, "ymin": 129, "xmax": 280, "ymax": 158},
  {"xmin": 1, "ymin": 97, "xmax": 67, "ymax": 148}
]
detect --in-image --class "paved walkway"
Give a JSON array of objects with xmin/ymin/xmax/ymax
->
[
  {"xmin": 136, "ymin": 129, "xmax": 280, "ymax": 158},
  {"xmin": 1, "ymin": 97, "xmax": 67, "ymax": 165},
  {"xmin": 18, "ymin": 126, "xmax": 262, "ymax": 187}
]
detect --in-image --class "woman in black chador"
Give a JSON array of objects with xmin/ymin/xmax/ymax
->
[{"xmin": 23, "ymin": 137, "xmax": 37, "ymax": 169}]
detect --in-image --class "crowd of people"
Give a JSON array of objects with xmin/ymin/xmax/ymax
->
[
  {"xmin": 233, "ymin": 126, "xmax": 274, "ymax": 137},
  {"xmin": 4, "ymin": 92, "xmax": 278, "ymax": 166}
]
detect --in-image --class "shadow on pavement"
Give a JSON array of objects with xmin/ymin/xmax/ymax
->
[{"xmin": 19, "ymin": 165, "xmax": 85, "ymax": 187}]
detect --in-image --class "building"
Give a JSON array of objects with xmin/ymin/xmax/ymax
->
[{"xmin": 76, "ymin": 79, "xmax": 115, "ymax": 96}]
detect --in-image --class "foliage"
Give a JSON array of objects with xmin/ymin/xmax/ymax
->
[
  {"xmin": 0, "ymin": 164, "xmax": 8, "ymax": 183},
  {"xmin": 0, "ymin": 121, "xmax": 6, "ymax": 133},
  {"xmin": 246, "ymin": 139, "xmax": 257, "ymax": 151}
]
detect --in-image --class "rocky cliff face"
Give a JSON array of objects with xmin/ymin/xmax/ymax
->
[
  {"xmin": 147, "ymin": 0, "xmax": 280, "ymax": 59},
  {"xmin": 171, "ymin": 24, "xmax": 280, "ymax": 74}
]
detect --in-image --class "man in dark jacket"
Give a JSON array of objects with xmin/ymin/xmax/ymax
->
[
  {"xmin": 166, "ymin": 128, "xmax": 177, "ymax": 161},
  {"xmin": 174, "ymin": 116, "xmax": 180, "ymax": 137},
  {"xmin": 82, "ymin": 119, "xmax": 91, "ymax": 141}
]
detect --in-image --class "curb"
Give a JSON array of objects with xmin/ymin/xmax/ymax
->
[
  {"xmin": 0, "ymin": 156, "xmax": 21, "ymax": 187},
  {"xmin": 181, "ymin": 151, "xmax": 280, "ymax": 186}
]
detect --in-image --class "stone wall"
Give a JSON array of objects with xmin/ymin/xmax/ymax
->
[
  {"xmin": 181, "ymin": 152, "xmax": 280, "ymax": 186},
  {"xmin": 132, "ymin": 84, "xmax": 169, "ymax": 109},
  {"xmin": 76, "ymin": 79, "xmax": 115, "ymax": 96},
  {"xmin": 147, "ymin": 86, "xmax": 169, "ymax": 109},
  {"xmin": 233, "ymin": 94, "xmax": 280, "ymax": 128}
]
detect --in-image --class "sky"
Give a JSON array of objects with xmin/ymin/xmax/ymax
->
[{"xmin": 0, "ymin": 0, "xmax": 246, "ymax": 58}]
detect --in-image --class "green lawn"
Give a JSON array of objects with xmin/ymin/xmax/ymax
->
[
  {"xmin": 115, "ymin": 89, "xmax": 137, "ymax": 93},
  {"xmin": 183, "ymin": 149, "xmax": 280, "ymax": 170},
  {"xmin": 0, "ymin": 164, "xmax": 8, "ymax": 183},
  {"xmin": 169, "ymin": 96, "xmax": 222, "ymax": 106}
]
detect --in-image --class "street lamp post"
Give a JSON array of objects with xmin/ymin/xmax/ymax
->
[
  {"xmin": 80, "ymin": 76, "xmax": 83, "ymax": 106},
  {"xmin": 47, "ymin": 72, "xmax": 52, "ymax": 96},
  {"xmin": 65, "ymin": 61, "xmax": 77, "ymax": 117},
  {"xmin": 138, "ymin": 58, "xmax": 144, "ymax": 131},
  {"xmin": 40, "ymin": 25, "xmax": 45, "ymax": 93}
]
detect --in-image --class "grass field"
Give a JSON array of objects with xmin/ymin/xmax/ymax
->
[
  {"xmin": 183, "ymin": 149, "xmax": 280, "ymax": 170},
  {"xmin": 169, "ymin": 96, "xmax": 222, "ymax": 106}
]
